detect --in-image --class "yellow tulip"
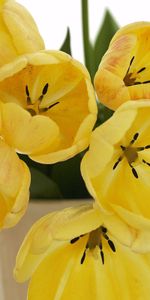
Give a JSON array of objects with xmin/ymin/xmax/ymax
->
[
  {"xmin": 14, "ymin": 203, "xmax": 150, "ymax": 300},
  {"xmin": 0, "ymin": 139, "xmax": 30, "ymax": 229},
  {"xmin": 0, "ymin": 50, "xmax": 97, "ymax": 163},
  {"xmin": 81, "ymin": 100, "xmax": 150, "ymax": 252},
  {"xmin": 94, "ymin": 22, "xmax": 150, "ymax": 110},
  {"xmin": 0, "ymin": 0, "xmax": 44, "ymax": 67}
]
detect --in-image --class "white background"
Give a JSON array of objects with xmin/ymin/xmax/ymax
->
[{"xmin": 19, "ymin": 0, "xmax": 150, "ymax": 63}]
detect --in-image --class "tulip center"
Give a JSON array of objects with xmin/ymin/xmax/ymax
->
[
  {"xmin": 70, "ymin": 226, "xmax": 116, "ymax": 265},
  {"xmin": 113, "ymin": 132, "xmax": 150, "ymax": 178},
  {"xmin": 124, "ymin": 146, "xmax": 138, "ymax": 164},
  {"xmin": 25, "ymin": 83, "xmax": 59, "ymax": 116},
  {"xmin": 123, "ymin": 56, "xmax": 150, "ymax": 86}
]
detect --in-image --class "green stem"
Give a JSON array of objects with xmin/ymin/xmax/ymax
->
[{"xmin": 81, "ymin": 0, "xmax": 94, "ymax": 78}]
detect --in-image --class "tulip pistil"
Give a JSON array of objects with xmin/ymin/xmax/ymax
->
[
  {"xmin": 113, "ymin": 132, "xmax": 150, "ymax": 178},
  {"xmin": 70, "ymin": 226, "xmax": 116, "ymax": 265}
]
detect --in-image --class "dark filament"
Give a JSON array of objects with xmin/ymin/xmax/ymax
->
[
  {"xmin": 137, "ymin": 67, "xmax": 146, "ymax": 73},
  {"xmin": 70, "ymin": 237, "xmax": 80, "ymax": 244},
  {"xmin": 99, "ymin": 243, "xmax": 104, "ymax": 264},
  {"xmin": 42, "ymin": 83, "xmax": 49, "ymax": 95},
  {"xmin": 48, "ymin": 102, "xmax": 59, "ymax": 109},
  {"xmin": 25, "ymin": 85, "xmax": 31, "ymax": 104},
  {"xmin": 108, "ymin": 240, "xmax": 116, "ymax": 252},
  {"xmin": 130, "ymin": 165, "xmax": 138, "ymax": 178},
  {"xmin": 38, "ymin": 83, "xmax": 49, "ymax": 101},
  {"xmin": 143, "ymin": 159, "xmax": 150, "ymax": 166},
  {"xmin": 80, "ymin": 250, "xmax": 86, "ymax": 264},
  {"xmin": 113, "ymin": 157, "xmax": 122, "ymax": 170},
  {"xmin": 130, "ymin": 132, "xmax": 139, "ymax": 144},
  {"xmin": 127, "ymin": 56, "xmax": 135, "ymax": 74}
]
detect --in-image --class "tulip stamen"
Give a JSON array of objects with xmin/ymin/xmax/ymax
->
[
  {"xmin": 99, "ymin": 242, "xmax": 104, "ymax": 264},
  {"xmin": 113, "ymin": 156, "xmax": 123, "ymax": 170},
  {"xmin": 25, "ymin": 85, "xmax": 31, "ymax": 104},
  {"xmin": 137, "ymin": 67, "xmax": 146, "ymax": 74},
  {"xmin": 129, "ymin": 164, "xmax": 138, "ymax": 178},
  {"xmin": 137, "ymin": 145, "xmax": 150, "ymax": 151},
  {"xmin": 130, "ymin": 132, "xmax": 139, "ymax": 144},
  {"xmin": 80, "ymin": 243, "xmax": 88, "ymax": 264},
  {"xmin": 143, "ymin": 80, "xmax": 150, "ymax": 84},
  {"xmin": 142, "ymin": 159, "xmax": 150, "ymax": 167},
  {"xmin": 48, "ymin": 102, "xmax": 60, "ymax": 109},
  {"xmin": 80, "ymin": 249, "xmax": 86, "ymax": 264},
  {"xmin": 126, "ymin": 56, "xmax": 135, "ymax": 74},
  {"xmin": 70, "ymin": 236, "xmax": 80, "ymax": 244},
  {"xmin": 101, "ymin": 226, "xmax": 116, "ymax": 252},
  {"xmin": 134, "ymin": 80, "xmax": 150, "ymax": 85},
  {"xmin": 38, "ymin": 83, "xmax": 49, "ymax": 101},
  {"xmin": 133, "ymin": 80, "xmax": 150, "ymax": 85},
  {"xmin": 134, "ymin": 81, "xmax": 142, "ymax": 85}
]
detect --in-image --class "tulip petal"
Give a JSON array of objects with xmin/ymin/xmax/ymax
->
[
  {"xmin": 30, "ymin": 78, "xmax": 96, "ymax": 163},
  {"xmin": 17, "ymin": 237, "xmax": 150, "ymax": 300},
  {"xmin": 3, "ymin": 160, "xmax": 31, "ymax": 228},
  {"xmin": 99, "ymin": 34, "xmax": 136, "ymax": 78},
  {"xmin": 1, "ymin": 102, "xmax": 60, "ymax": 155},
  {"xmin": 3, "ymin": 0, "xmax": 45, "ymax": 53},
  {"xmin": 111, "ymin": 204, "xmax": 150, "ymax": 253},
  {"xmin": 0, "ymin": 0, "xmax": 44, "ymax": 68},
  {"xmin": 81, "ymin": 104, "xmax": 137, "ymax": 178},
  {"xmin": 0, "ymin": 140, "xmax": 30, "ymax": 228},
  {"xmin": 14, "ymin": 204, "xmax": 102, "ymax": 282}
]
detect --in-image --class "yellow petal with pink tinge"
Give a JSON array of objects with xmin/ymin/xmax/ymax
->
[{"xmin": 94, "ymin": 22, "xmax": 150, "ymax": 110}]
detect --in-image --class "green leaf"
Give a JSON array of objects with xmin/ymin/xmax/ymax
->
[
  {"xmin": 51, "ymin": 153, "xmax": 90, "ymax": 199},
  {"xmin": 30, "ymin": 167, "xmax": 62, "ymax": 199},
  {"xmin": 94, "ymin": 9, "xmax": 119, "ymax": 74},
  {"xmin": 94, "ymin": 101, "xmax": 113, "ymax": 128},
  {"xmin": 60, "ymin": 27, "xmax": 72, "ymax": 55},
  {"xmin": 81, "ymin": 0, "xmax": 95, "ymax": 79}
]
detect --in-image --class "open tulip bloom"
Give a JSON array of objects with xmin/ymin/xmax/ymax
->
[
  {"xmin": 0, "ymin": 50, "xmax": 97, "ymax": 163},
  {"xmin": 81, "ymin": 100, "xmax": 150, "ymax": 253},
  {"xmin": 0, "ymin": 50, "xmax": 97, "ymax": 229},
  {"xmin": 94, "ymin": 22, "xmax": 150, "ymax": 110},
  {"xmin": 14, "ymin": 202, "xmax": 150, "ymax": 300}
]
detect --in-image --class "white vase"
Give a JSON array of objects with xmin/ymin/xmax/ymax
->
[{"xmin": 0, "ymin": 200, "xmax": 85, "ymax": 300}]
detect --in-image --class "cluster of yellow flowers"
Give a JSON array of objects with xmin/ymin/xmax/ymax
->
[{"xmin": 1, "ymin": 0, "xmax": 150, "ymax": 299}]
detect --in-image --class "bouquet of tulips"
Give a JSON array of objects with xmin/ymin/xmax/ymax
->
[{"xmin": 1, "ymin": 0, "xmax": 150, "ymax": 299}]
